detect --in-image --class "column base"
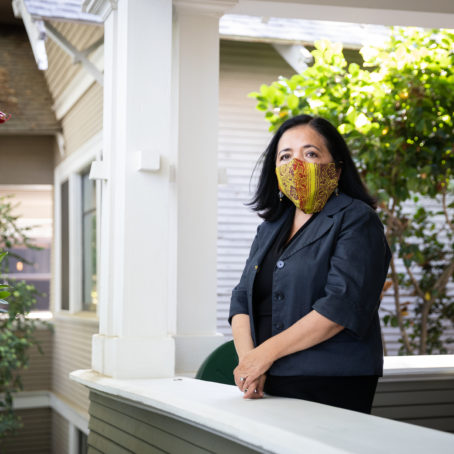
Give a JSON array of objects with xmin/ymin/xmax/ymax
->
[
  {"xmin": 92, "ymin": 334, "xmax": 175, "ymax": 378},
  {"xmin": 174, "ymin": 334, "xmax": 225, "ymax": 375}
]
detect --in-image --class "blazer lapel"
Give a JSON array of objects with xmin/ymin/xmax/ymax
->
[
  {"xmin": 281, "ymin": 193, "xmax": 353, "ymax": 260},
  {"xmin": 254, "ymin": 207, "xmax": 293, "ymax": 266}
]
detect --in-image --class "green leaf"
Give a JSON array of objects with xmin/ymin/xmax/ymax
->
[{"xmin": 287, "ymin": 94, "xmax": 299, "ymax": 110}]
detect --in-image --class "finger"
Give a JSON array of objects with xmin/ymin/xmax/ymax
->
[
  {"xmin": 248, "ymin": 386, "xmax": 264, "ymax": 399},
  {"xmin": 234, "ymin": 371, "xmax": 247, "ymax": 391},
  {"xmin": 256, "ymin": 376, "xmax": 266, "ymax": 397},
  {"xmin": 242, "ymin": 380, "xmax": 260, "ymax": 399},
  {"xmin": 233, "ymin": 367, "xmax": 243, "ymax": 388},
  {"xmin": 243, "ymin": 374, "xmax": 259, "ymax": 393}
]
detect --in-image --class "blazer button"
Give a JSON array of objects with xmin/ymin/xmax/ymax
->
[
  {"xmin": 274, "ymin": 322, "xmax": 284, "ymax": 330},
  {"xmin": 276, "ymin": 260, "xmax": 285, "ymax": 269},
  {"xmin": 275, "ymin": 292, "xmax": 284, "ymax": 301}
]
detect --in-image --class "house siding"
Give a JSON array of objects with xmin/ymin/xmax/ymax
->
[
  {"xmin": 0, "ymin": 407, "xmax": 52, "ymax": 454},
  {"xmin": 59, "ymin": 81, "xmax": 103, "ymax": 161},
  {"xmin": 44, "ymin": 20, "xmax": 104, "ymax": 165},
  {"xmin": 19, "ymin": 326, "xmax": 53, "ymax": 392},
  {"xmin": 52, "ymin": 410, "xmax": 70, "ymax": 454},
  {"xmin": 87, "ymin": 391, "xmax": 260, "ymax": 454},
  {"xmin": 52, "ymin": 318, "xmax": 98, "ymax": 414},
  {"xmin": 44, "ymin": 21, "xmax": 103, "ymax": 102},
  {"xmin": 373, "ymin": 378, "xmax": 454, "ymax": 433},
  {"xmin": 217, "ymin": 40, "xmax": 294, "ymax": 337}
]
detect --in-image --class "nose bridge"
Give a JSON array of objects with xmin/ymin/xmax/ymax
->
[{"xmin": 294, "ymin": 147, "xmax": 305, "ymax": 162}]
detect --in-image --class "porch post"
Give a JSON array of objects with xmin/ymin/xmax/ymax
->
[
  {"xmin": 92, "ymin": 0, "xmax": 175, "ymax": 378},
  {"xmin": 171, "ymin": 0, "xmax": 237, "ymax": 373}
]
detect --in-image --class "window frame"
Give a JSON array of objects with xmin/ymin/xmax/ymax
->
[{"xmin": 54, "ymin": 133, "xmax": 101, "ymax": 317}]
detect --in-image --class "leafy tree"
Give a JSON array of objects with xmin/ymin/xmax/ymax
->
[
  {"xmin": 249, "ymin": 28, "xmax": 454, "ymax": 354},
  {"xmin": 0, "ymin": 195, "xmax": 51, "ymax": 439}
]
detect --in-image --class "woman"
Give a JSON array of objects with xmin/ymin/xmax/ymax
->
[{"xmin": 229, "ymin": 114, "xmax": 391, "ymax": 414}]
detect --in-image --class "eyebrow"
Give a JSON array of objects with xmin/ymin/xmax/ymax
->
[{"xmin": 277, "ymin": 144, "xmax": 321, "ymax": 155}]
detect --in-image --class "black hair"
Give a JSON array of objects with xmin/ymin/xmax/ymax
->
[{"xmin": 248, "ymin": 114, "xmax": 377, "ymax": 221}]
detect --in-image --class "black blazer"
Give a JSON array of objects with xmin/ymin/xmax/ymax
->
[{"xmin": 229, "ymin": 193, "xmax": 391, "ymax": 376}]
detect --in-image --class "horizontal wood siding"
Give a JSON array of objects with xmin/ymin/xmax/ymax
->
[
  {"xmin": 59, "ymin": 82, "xmax": 103, "ymax": 161},
  {"xmin": 52, "ymin": 409, "xmax": 69, "ymax": 454},
  {"xmin": 372, "ymin": 378, "xmax": 454, "ymax": 433},
  {"xmin": 88, "ymin": 391, "xmax": 261, "ymax": 454},
  {"xmin": 52, "ymin": 318, "xmax": 98, "ymax": 414},
  {"xmin": 45, "ymin": 21, "xmax": 103, "ymax": 102},
  {"xmin": 43, "ymin": 20, "xmax": 104, "ymax": 164},
  {"xmin": 0, "ymin": 407, "xmax": 51, "ymax": 454},
  {"xmin": 19, "ymin": 326, "xmax": 53, "ymax": 391},
  {"xmin": 217, "ymin": 40, "xmax": 293, "ymax": 337}
]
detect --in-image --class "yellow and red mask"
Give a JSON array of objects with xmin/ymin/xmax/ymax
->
[{"xmin": 276, "ymin": 158, "xmax": 339, "ymax": 213}]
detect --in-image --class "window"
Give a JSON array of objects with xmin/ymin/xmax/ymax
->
[
  {"xmin": 77, "ymin": 429, "xmax": 88, "ymax": 454},
  {"xmin": 54, "ymin": 132, "xmax": 101, "ymax": 315},
  {"xmin": 81, "ymin": 170, "xmax": 97, "ymax": 311},
  {"xmin": 0, "ymin": 185, "xmax": 53, "ymax": 312}
]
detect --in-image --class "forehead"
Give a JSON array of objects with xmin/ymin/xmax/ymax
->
[{"xmin": 277, "ymin": 124, "xmax": 327, "ymax": 149}]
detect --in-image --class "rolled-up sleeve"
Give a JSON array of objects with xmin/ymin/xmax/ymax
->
[
  {"xmin": 228, "ymin": 224, "xmax": 262, "ymax": 325},
  {"xmin": 312, "ymin": 208, "xmax": 391, "ymax": 339}
]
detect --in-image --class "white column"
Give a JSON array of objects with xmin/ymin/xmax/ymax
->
[
  {"xmin": 92, "ymin": 0, "xmax": 175, "ymax": 378},
  {"xmin": 171, "ymin": 1, "xmax": 237, "ymax": 374}
]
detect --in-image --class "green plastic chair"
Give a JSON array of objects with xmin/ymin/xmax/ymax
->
[{"xmin": 195, "ymin": 340, "xmax": 238, "ymax": 385}]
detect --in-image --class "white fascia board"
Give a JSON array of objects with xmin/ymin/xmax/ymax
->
[
  {"xmin": 53, "ymin": 44, "xmax": 104, "ymax": 120},
  {"xmin": 13, "ymin": 0, "xmax": 48, "ymax": 70}
]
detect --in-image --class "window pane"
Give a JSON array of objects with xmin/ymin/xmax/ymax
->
[
  {"xmin": 61, "ymin": 180, "xmax": 69, "ymax": 311},
  {"xmin": 82, "ymin": 170, "xmax": 96, "ymax": 212},
  {"xmin": 77, "ymin": 430, "xmax": 88, "ymax": 454},
  {"xmin": 6, "ymin": 245, "xmax": 51, "ymax": 311},
  {"xmin": 81, "ymin": 172, "xmax": 97, "ymax": 311}
]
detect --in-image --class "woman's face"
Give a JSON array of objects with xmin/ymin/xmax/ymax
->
[{"xmin": 275, "ymin": 124, "xmax": 335, "ymax": 168}]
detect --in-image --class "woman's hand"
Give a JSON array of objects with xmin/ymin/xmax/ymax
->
[{"xmin": 234, "ymin": 345, "xmax": 274, "ymax": 394}]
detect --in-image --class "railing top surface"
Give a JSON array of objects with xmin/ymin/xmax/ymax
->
[{"xmin": 71, "ymin": 369, "xmax": 454, "ymax": 454}]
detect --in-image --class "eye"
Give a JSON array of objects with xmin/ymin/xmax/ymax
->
[
  {"xmin": 305, "ymin": 150, "xmax": 319, "ymax": 159},
  {"xmin": 279, "ymin": 153, "xmax": 291, "ymax": 161}
]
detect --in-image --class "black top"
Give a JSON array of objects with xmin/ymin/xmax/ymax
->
[{"xmin": 253, "ymin": 210, "xmax": 319, "ymax": 345}]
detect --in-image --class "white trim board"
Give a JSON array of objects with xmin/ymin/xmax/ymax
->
[{"xmin": 12, "ymin": 390, "xmax": 89, "ymax": 434}]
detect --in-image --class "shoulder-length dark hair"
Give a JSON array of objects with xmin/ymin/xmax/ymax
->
[{"xmin": 249, "ymin": 114, "xmax": 377, "ymax": 221}]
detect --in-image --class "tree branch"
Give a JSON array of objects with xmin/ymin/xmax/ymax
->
[{"xmin": 442, "ymin": 190, "xmax": 454, "ymax": 233}]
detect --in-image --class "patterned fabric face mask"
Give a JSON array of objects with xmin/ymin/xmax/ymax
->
[{"xmin": 276, "ymin": 158, "xmax": 339, "ymax": 213}]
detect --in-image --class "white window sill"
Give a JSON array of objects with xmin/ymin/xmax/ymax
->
[{"xmin": 70, "ymin": 369, "xmax": 454, "ymax": 454}]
